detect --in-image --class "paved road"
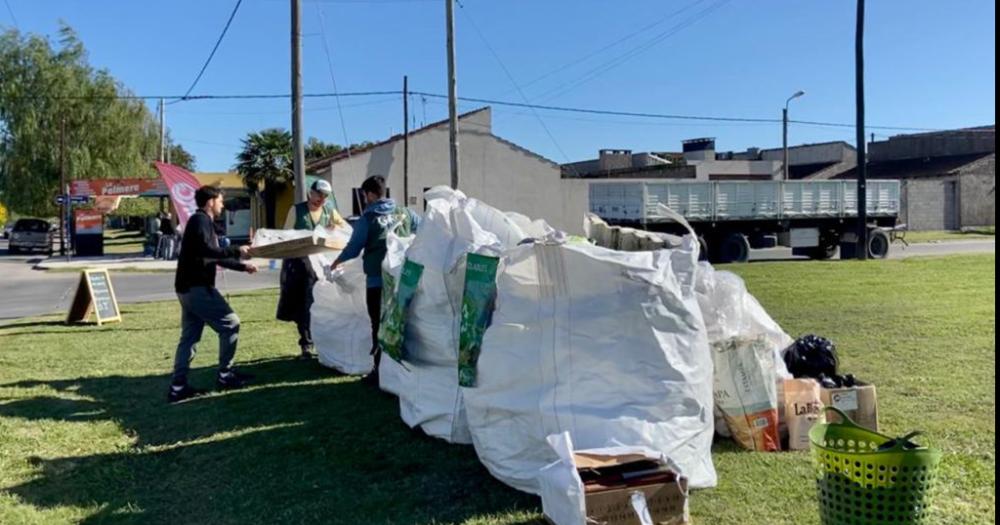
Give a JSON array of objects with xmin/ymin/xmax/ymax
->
[
  {"xmin": 0, "ymin": 239, "xmax": 280, "ymax": 322},
  {"xmin": 749, "ymin": 239, "xmax": 994, "ymax": 262},
  {"xmin": 0, "ymin": 238, "xmax": 993, "ymax": 321}
]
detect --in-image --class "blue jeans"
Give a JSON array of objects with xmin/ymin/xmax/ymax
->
[{"xmin": 172, "ymin": 286, "xmax": 241, "ymax": 384}]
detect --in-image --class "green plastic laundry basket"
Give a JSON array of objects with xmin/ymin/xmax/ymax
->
[{"xmin": 809, "ymin": 407, "xmax": 942, "ymax": 525}]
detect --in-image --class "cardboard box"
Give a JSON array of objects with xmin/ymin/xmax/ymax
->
[
  {"xmin": 248, "ymin": 234, "xmax": 345, "ymax": 259},
  {"xmin": 821, "ymin": 382, "xmax": 878, "ymax": 432},
  {"xmin": 547, "ymin": 453, "xmax": 689, "ymax": 525}
]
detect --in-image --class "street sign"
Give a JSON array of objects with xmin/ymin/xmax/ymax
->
[{"xmin": 54, "ymin": 194, "xmax": 89, "ymax": 205}]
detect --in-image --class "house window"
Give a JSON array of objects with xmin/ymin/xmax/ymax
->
[
  {"xmin": 351, "ymin": 186, "xmax": 392, "ymax": 216},
  {"xmin": 351, "ymin": 188, "xmax": 364, "ymax": 217}
]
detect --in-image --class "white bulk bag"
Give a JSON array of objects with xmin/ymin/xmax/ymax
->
[
  {"xmin": 384, "ymin": 187, "xmax": 531, "ymax": 443},
  {"xmin": 463, "ymin": 236, "xmax": 717, "ymax": 493}
]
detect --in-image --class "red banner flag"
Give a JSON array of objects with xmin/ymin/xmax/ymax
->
[{"xmin": 154, "ymin": 162, "xmax": 202, "ymax": 230}]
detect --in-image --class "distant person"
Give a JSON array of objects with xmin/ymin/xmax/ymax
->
[
  {"xmin": 159, "ymin": 212, "xmax": 177, "ymax": 259},
  {"xmin": 331, "ymin": 175, "xmax": 419, "ymax": 386},
  {"xmin": 214, "ymin": 214, "xmax": 230, "ymax": 249},
  {"xmin": 150, "ymin": 214, "xmax": 163, "ymax": 258},
  {"xmin": 168, "ymin": 185, "xmax": 257, "ymax": 404},
  {"xmin": 277, "ymin": 179, "xmax": 347, "ymax": 359}
]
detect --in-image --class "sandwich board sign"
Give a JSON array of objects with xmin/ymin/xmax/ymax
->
[{"xmin": 66, "ymin": 269, "xmax": 122, "ymax": 325}]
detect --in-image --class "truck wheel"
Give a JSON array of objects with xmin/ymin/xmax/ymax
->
[
  {"xmin": 719, "ymin": 233, "xmax": 751, "ymax": 263},
  {"xmin": 697, "ymin": 236, "xmax": 709, "ymax": 261},
  {"xmin": 868, "ymin": 228, "xmax": 890, "ymax": 259}
]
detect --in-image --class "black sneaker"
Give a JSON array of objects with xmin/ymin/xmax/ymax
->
[
  {"xmin": 167, "ymin": 383, "xmax": 205, "ymax": 404},
  {"xmin": 298, "ymin": 345, "xmax": 317, "ymax": 360},
  {"xmin": 216, "ymin": 369, "xmax": 254, "ymax": 390}
]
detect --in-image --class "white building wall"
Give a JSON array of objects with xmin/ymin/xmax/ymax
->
[
  {"xmin": 319, "ymin": 109, "xmax": 588, "ymax": 234},
  {"xmin": 688, "ymin": 159, "xmax": 782, "ymax": 180}
]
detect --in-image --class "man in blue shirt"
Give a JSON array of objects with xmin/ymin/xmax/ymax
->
[{"xmin": 331, "ymin": 175, "xmax": 420, "ymax": 386}]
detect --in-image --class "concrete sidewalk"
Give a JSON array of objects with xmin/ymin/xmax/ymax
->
[{"xmin": 36, "ymin": 256, "xmax": 279, "ymax": 272}]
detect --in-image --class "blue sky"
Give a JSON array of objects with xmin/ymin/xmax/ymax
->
[{"xmin": 4, "ymin": 0, "xmax": 995, "ymax": 171}]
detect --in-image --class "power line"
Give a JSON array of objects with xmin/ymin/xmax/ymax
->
[
  {"xmin": 175, "ymin": 137, "xmax": 242, "ymax": 148},
  {"xmin": 170, "ymin": 96, "xmax": 398, "ymax": 116},
  {"xmin": 3, "ymin": 0, "xmax": 18, "ymax": 29},
  {"xmin": 532, "ymin": 0, "xmax": 732, "ymax": 103},
  {"xmin": 417, "ymin": 91, "xmax": 780, "ymax": 124},
  {"xmin": 788, "ymin": 119, "xmax": 952, "ymax": 133},
  {"xmin": 456, "ymin": 0, "xmax": 574, "ymax": 169},
  {"xmin": 495, "ymin": 0, "xmax": 708, "ymax": 98},
  {"xmin": 10, "ymin": 89, "xmax": 980, "ymax": 133},
  {"xmin": 177, "ymin": 0, "xmax": 244, "ymax": 101},
  {"xmin": 315, "ymin": 3, "xmax": 355, "ymax": 167},
  {"xmin": 17, "ymin": 91, "xmax": 402, "ymax": 101}
]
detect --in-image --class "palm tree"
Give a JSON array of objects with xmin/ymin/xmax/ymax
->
[{"xmin": 235, "ymin": 129, "xmax": 292, "ymax": 228}]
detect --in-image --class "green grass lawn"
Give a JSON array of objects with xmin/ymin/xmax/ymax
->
[
  {"xmin": 1, "ymin": 254, "xmax": 994, "ymax": 524},
  {"xmin": 102, "ymin": 229, "xmax": 146, "ymax": 256},
  {"xmin": 903, "ymin": 227, "xmax": 995, "ymax": 244}
]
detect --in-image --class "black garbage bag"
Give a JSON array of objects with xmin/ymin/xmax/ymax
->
[{"xmin": 784, "ymin": 335, "xmax": 839, "ymax": 380}]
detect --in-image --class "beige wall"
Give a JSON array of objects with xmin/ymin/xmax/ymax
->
[
  {"xmin": 318, "ymin": 109, "xmax": 589, "ymax": 234},
  {"xmin": 689, "ymin": 159, "xmax": 782, "ymax": 180}
]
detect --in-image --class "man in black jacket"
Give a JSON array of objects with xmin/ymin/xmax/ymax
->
[{"xmin": 168, "ymin": 186, "xmax": 257, "ymax": 403}]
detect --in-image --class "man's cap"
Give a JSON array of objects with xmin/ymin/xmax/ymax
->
[{"xmin": 311, "ymin": 179, "xmax": 333, "ymax": 196}]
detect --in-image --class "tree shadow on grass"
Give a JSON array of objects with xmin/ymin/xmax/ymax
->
[
  {"xmin": 0, "ymin": 358, "xmax": 542, "ymax": 524},
  {"xmin": 0, "ymin": 320, "xmax": 69, "ymax": 330}
]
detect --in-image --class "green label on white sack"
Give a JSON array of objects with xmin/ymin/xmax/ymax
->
[
  {"xmin": 378, "ymin": 259, "xmax": 423, "ymax": 362},
  {"xmin": 458, "ymin": 253, "xmax": 500, "ymax": 387}
]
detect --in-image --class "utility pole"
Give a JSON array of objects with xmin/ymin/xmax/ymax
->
[
  {"xmin": 159, "ymin": 98, "xmax": 166, "ymax": 163},
  {"xmin": 445, "ymin": 0, "xmax": 459, "ymax": 189},
  {"xmin": 783, "ymin": 91, "xmax": 804, "ymax": 180},
  {"xmin": 403, "ymin": 75, "xmax": 410, "ymax": 206},
  {"xmin": 291, "ymin": 0, "xmax": 307, "ymax": 202},
  {"xmin": 59, "ymin": 117, "xmax": 66, "ymax": 258},
  {"xmin": 855, "ymin": 0, "xmax": 868, "ymax": 260},
  {"xmin": 782, "ymin": 107, "xmax": 788, "ymax": 180}
]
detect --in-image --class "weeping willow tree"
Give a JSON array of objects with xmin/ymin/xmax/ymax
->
[{"xmin": 0, "ymin": 25, "xmax": 161, "ymax": 216}]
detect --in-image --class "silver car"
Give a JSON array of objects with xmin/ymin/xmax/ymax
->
[{"xmin": 9, "ymin": 218, "xmax": 55, "ymax": 255}]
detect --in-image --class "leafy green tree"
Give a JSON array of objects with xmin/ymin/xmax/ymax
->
[
  {"xmin": 167, "ymin": 142, "xmax": 196, "ymax": 171},
  {"xmin": 0, "ymin": 25, "xmax": 162, "ymax": 216},
  {"xmin": 235, "ymin": 128, "xmax": 293, "ymax": 228}
]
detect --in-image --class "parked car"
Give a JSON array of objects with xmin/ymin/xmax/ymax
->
[{"xmin": 8, "ymin": 218, "xmax": 55, "ymax": 255}]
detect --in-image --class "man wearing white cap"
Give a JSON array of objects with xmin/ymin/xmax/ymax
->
[{"xmin": 277, "ymin": 179, "xmax": 346, "ymax": 359}]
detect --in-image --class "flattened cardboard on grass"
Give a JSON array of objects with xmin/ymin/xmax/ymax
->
[{"xmin": 546, "ymin": 452, "xmax": 689, "ymax": 525}]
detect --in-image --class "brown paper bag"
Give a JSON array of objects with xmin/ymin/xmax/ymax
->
[
  {"xmin": 784, "ymin": 378, "xmax": 823, "ymax": 450},
  {"xmin": 821, "ymin": 383, "xmax": 879, "ymax": 432}
]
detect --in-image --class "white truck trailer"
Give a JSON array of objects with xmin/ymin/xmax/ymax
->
[{"xmin": 589, "ymin": 179, "xmax": 900, "ymax": 263}]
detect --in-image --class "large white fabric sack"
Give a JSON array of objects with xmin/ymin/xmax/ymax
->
[
  {"xmin": 378, "ymin": 232, "xmax": 413, "ymax": 396},
  {"xmin": 463, "ymin": 236, "xmax": 717, "ymax": 493},
  {"xmin": 312, "ymin": 257, "xmax": 373, "ymax": 374},
  {"xmin": 296, "ymin": 226, "xmax": 376, "ymax": 375},
  {"xmin": 252, "ymin": 226, "xmax": 374, "ymax": 375},
  {"xmin": 382, "ymin": 187, "xmax": 534, "ymax": 443}
]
